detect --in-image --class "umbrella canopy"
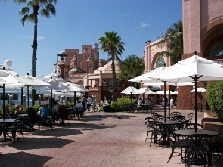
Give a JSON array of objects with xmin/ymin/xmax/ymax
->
[
  {"xmin": 48, "ymin": 82, "xmax": 68, "ymax": 91},
  {"xmin": 121, "ymin": 86, "xmax": 139, "ymax": 94},
  {"xmin": 129, "ymin": 67, "xmax": 165, "ymax": 83},
  {"xmin": 138, "ymin": 88, "xmax": 155, "ymax": 94},
  {"xmin": 149, "ymin": 54, "xmax": 223, "ymax": 82},
  {"xmin": 191, "ymin": 87, "xmax": 206, "ymax": 92},
  {"xmin": 63, "ymin": 82, "xmax": 88, "ymax": 92},
  {"xmin": 149, "ymin": 52, "xmax": 223, "ymax": 131},
  {"xmin": 156, "ymin": 91, "xmax": 178, "ymax": 94}
]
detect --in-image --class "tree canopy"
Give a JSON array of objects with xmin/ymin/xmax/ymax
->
[
  {"xmin": 98, "ymin": 31, "xmax": 125, "ymax": 101},
  {"xmin": 158, "ymin": 20, "xmax": 183, "ymax": 64},
  {"xmin": 119, "ymin": 54, "xmax": 144, "ymax": 88}
]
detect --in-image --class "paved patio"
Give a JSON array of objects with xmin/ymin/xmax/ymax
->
[{"xmin": 0, "ymin": 106, "xmax": 222, "ymax": 167}]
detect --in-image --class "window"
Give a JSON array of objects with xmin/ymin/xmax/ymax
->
[
  {"xmin": 209, "ymin": 40, "xmax": 223, "ymax": 57},
  {"xmin": 156, "ymin": 57, "xmax": 165, "ymax": 67}
]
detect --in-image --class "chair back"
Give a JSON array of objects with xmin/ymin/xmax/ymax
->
[{"xmin": 170, "ymin": 111, "xmax": 181, "ymax": 115}]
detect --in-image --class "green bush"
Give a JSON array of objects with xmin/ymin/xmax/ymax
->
[
  {"xmin": 110, "ymin": 97, "xmax": 132, "ymax": 112},
  {"xmin": 206, "ymin": 81, "xmax": 223, "ymax": 122}
]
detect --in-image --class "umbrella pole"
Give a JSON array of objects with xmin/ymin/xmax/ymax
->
[
  {"xmin": 3, "ymin": 84, "xmax": 5, "ymax": 120},
  {"xmin": 74, "ymin": 91, "xmax": 76, "ymax": 106},
  {"xmin": 130, "ymin": 92, "xmax": 132, "ymax": 105},
  {"xmin": 27, "ymin": 85, "xmax": 29, "ymax": 109},
  {"xmin": 194, "ymin": 76, "xmax": 198, "ymax": 132},
  {"xmin": 21, "ymin": 88, "xmax": 23, "ymax": 106},
  {"xmin": 50, "ymin": 89, "xmax": 53, "ymax": 110},
  {"xmin": 169, "ymin": 88, "xmax": 170, "ymax": 116},
  {"xmin": 163, "ymin": 81, "xmax": 167, "ymax": 122}
]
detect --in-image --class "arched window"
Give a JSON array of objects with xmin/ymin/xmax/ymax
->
[
  {"xmin": 209, "ymin": 39, "xmax": 223, "ymax": 56},
  {"xmin": 156, "ymin": 57, "xmax": 165, "ymax": 67}
]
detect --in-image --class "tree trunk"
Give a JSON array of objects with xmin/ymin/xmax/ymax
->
[
  {"xmin": 111, "ymin": 54, "xmax": 116, "ymax": 102},
  {"xmin": 32, "ymin": 16, "xmax": 38, "ymax": 106}
]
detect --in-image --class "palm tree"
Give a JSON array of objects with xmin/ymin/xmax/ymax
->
[
  {"xmin": 98, "ymin": 31, "xmax": 125, "ymax": 102},
  {"xmin": 14, "ymin": 0, "xmax": 57, "ymax": 105},
  {"xmin": 158, "ymin": 20, "xmax": 183, "ymax": 64},
  {"xmin": 119, "ymin": 55, "xmax": 144, "ymax": 88},
  {"xmin": 15, "ymin": 0, "xmax": 57, "ymax": 78}
]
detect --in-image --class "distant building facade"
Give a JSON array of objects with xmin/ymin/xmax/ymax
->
[
  {"xmin": 56, "ymin": 44, "xmax": 123, "ymax": 102},
  {"xmin": 144, "ymin": 0, "xmax": 223, "ymax": 110},
  {"xmin": 176, "ymin": 0, "xmax": 223, "ymax": 110}
]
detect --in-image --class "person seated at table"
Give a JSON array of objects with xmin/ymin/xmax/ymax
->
[
  {"xmin": 75, "ymin": 100, "xmax": 84, "ymax": 118},
  {"xmin": 2, "ymin": 104, "xmax": 12, "ymax": 119},
  {"xmin": 14, "ymin": 105, "xmax": 22, "ymax": 115},
  {"xmin": 58, "ymin": 104, "xmax": 68, "ymax": 125},
  {"xmin": 51, "ymin": 104, "xmax": 59, "ymax": 123},
  {"xmin": 40, "ymin": 104, "xmax": 51, "ymax": 120},
  {"xmin": 75, "ymin": 100, "xmax": 83, "ymax": 110}
]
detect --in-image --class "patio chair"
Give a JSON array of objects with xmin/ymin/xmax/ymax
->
[
  {"xmin": 187, "ymin": 113, "xmax": 194, "ymax": 123},
  {"xmin": 151, "ymin": 113, "xmax": 164, "ymax": 120},
  {"xmin": 170, "ymin": 111, "xmax": 181, "ymax": 115},
  {"xmin": 145, "ymin": 117, "xmax": 155, "ymax": 142}
]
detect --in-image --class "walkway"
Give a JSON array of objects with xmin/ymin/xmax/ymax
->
[{"xmin": 0, "ymin": 107, "xmax": 221, "ymax": 167}]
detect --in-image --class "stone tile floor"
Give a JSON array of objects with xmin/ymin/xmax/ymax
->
[{"xmin": 0, "ymin": 107, "xmax": 222, "ymax": 167}]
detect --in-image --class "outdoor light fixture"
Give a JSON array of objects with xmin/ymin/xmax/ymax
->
[{"xmin": 57, "ymin": 50, "xmax": 67, "ymax": 60}]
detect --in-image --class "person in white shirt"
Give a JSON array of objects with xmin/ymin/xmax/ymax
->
[
  {"xmin": 76, "ymin": 100, "xmax": 83, "ymax": 110},
  {"xmin": 170, "ymin": 97, "xmax": 174, "ymax": 109},
  {"xmin": 87, "ymin": 96, "xmax": 92, "ymax": 111}
]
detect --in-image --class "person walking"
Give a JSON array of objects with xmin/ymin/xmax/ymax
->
[
  {"xmin": 87, "ymin": 96, "xmax": 92, "ymax": 111},
  {"xmin": 82, "ymin": 96, "xmax": 86, "ymax": 111}
]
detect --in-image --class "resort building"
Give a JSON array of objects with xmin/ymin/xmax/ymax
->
[
  {"xmin": 144, "ymin": 0, "xmax": 223, "ymax": 110},
  {"xmin": 56, "ymin": 44, "xmax": 123, "ymax": 103}
]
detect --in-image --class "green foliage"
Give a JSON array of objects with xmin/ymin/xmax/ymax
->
[
  {"xmin": 98, "ymin": 31, "xmax": 125, "ymax": 102},
  {"xmin": 110, "ymin": 97, "xmax": 132, "ymax": 112},
  {"xmin": 158, "ymin": 20, "xmax": 183, "ymax": 64},
  {"xmin": 206, "ymin": 81, "xmax": 223, "ymax": 122},
  {"xmin": 33, "ymin": 105, "xmax": 41, "ymax": 112},
  {"xmin": 118, "ymin": 54, "xmax": 145, "ymax": 87}
]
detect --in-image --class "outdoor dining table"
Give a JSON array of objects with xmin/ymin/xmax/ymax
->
[
  {"xmin": 0, "ymin": 119, "xmax": 16, "ymax": 141},
  {"xmin": 17, "ymin": 114, "xmax": 29, "ymax": 117},
  {"xmin": 173, "ymin": 129, "xmax": 219, "ymax": 137},
  {"xmin": 173, "ymin": 128, "xmax": 219, "ymax": 166},
  {"xmin": 150, "ymin": 120, "xmax": 183, "ymax": 147}
]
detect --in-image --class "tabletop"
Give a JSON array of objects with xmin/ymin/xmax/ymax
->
[
  {"xmin": 173, "ymin": 128, "xmax": 219, "ymax": 137},
  {"xmin": 17, "ymin": 114, "xmax": 29, "ymax": 117},
  {"xmin": 155, "ymin": 120, "xmax": 182, "ymax": 125},
  {"xmin": 0, "ymin": 119, "xmax": 16, "ymax": 123}
]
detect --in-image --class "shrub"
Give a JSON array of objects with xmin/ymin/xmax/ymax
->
[
  {"xmin": 110, "ymin": 97, "xmax": 132, "ymax": 112},
  {"xmin": 206, "ymin": 81, "xmax": 223, "ymax": 122}
]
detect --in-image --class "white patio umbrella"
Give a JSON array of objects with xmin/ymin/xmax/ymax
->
[
  {"xmin": 138, "ymin": 88, "xmax": 155, "ymax": 94},
  {"xmin": 156, "ymin": 91, "xmax": 178, "ymax": 94},
  {"xmin": 191, "ymin": 87, "xmax": 206, "ymax": 92},
  {"xmin": 149, "ymin": 51, "xmax": 223, "ymax": 131},
  {"xmin": 121, "ymin": 86, "xmax": 139, "ymax": 95},
  {"xmin": 63, "ymin": 82, "xmax": 88, "ymax": 105},
  {"xmin": 47, "ymin": 80, "xmax": 68, "ymax": 109}
]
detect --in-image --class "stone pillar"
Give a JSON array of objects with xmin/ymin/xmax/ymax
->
[
  {"xmin": 183, "ymin": 0, "xmax": 202, "ymax": 58},
  {"xmin": 144, "ymin": 44, "xmax": 148, "ymax": 72},
  {"xmin": 147, "ymin": 43, "xmax": 151, "ymax": 71},
  {"xmin": 99, "ymin": 71, "xmax": 102, "ymax": 86}
]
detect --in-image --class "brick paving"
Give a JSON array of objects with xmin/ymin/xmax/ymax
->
[{"xmin": 0, "ymin": 106, "xmax": 222, "ymax": 167}]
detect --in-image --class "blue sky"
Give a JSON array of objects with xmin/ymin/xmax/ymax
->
[{"xmin": 0, "ymin": 0, "xmax": 182, "ymax": 76}]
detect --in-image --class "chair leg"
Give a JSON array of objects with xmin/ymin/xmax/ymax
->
[{"xmin": 167, "ymin": 146, "xmax": 176, "ymax": 163}]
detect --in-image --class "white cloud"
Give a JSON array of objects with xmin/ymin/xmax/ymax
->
[
  {"xmin": 140, "ymin": 22, "xmax": 150, "ymax": 28},
  {"xmin": 37, "ymin": 36, "xmax": 44, "ymax": 40}
]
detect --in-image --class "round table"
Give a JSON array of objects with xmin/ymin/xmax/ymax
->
[{"xmin": 173, "ymin": 129, "xmax": 219, "ymax": 137}]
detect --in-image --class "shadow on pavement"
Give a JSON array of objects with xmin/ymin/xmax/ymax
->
[
  {"xmin": 0, "ymin": 151, "xmax": 52, "ymax": 167},
  {"xmin": 7, "ymin": 137, "xmax": 73, "ymax": 150}
]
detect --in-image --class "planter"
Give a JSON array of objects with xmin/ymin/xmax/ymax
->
[
  {"xmin": 103, "ymin": 105, "xmax": 110, "ymax": 112},
  {"xmin": 203, "ymin": 110, "xmax": 216, "ymax": 117}
]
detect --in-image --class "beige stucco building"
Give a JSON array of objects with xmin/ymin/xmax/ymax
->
[
  {"xmin": 144, "ymin": 0, "xmax": 223, "ymax": 110},
  {"xmin": 56, "ymin": 44, "xmax": 123, "ymax": 103}
]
